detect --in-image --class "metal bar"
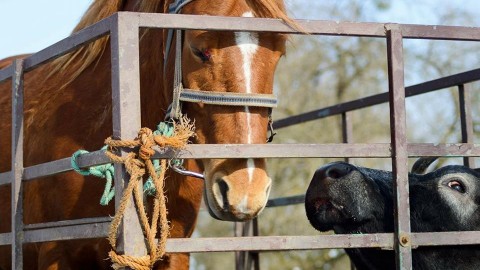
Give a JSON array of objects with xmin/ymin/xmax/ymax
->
[
  {"xmin": 24, "ymin": 216, "xmax": 112, "ymax": 231},
  {"xmin": 407, "ymin": 143, "xmax": 480, "ymax": 157},
  {"xmin": 235, "ymin": 222, "xmax": 247, "ymax": 270},
  {"xmin": 9, "ymin": 225, "xmax": 480, "ymax": 251},
  {"xmin": 266, "ymin": 195, "xmax": 305, "ymax": 207},
  {"xmin": 110, "ymin": 12, "xmax": 146, "ymax": 263},
  {"xmin": 11, "ymin": 228, "xmax": 480, "ymax": 251},
  {"xmin": 251, "ymin": 218, "xmax": 260, "ymax": 270},
  {"xmin": 386, "ymin": 25, "xmax": 412, "ymax": 270},
  {"xmin": 139, "ymin": 13, "xmax": 385, "ymax": 36},
  {"xmin": 234, "ymin": 220, "xmax": 259, "ymax": 270},
  {"xmin": 137, "ymin": 13, "xmax": 480, "ymax": 41},
  {"xmin": 22, "ymin": 16, "xmax": 113, "ymax": 71},
  {"xmin": 0, "ymin": 172, "xmax": 10, "ymax": 186},
  {"xmin": 342, "ymin": 112, "xmax": 354, "ymax": 163},
  {"xmin": 0, "ymin": 233, "xmax": 12, "ymax": 246},
  {"xmin": 342, "ymin": 112, "xmax": 358, "ymax": 270},
  {"xmin": 165, "ymin": 234, "xmax": 395, "ymax": 253},
  {"xmin": 0, "ymin": 143, "xmax": 476, "ymax": 188},
  {"xmin": 155, "ymin": 143, "xmax": 391, "ymax": 159},
  {"xmin": 411, "ymin": 231, "xmax": 480, "ymax": 247},
  {"xmin": 154, "ymin": 143, "xmax": 480, "ymax": 159},
  {"xmin": 11, "ymin": 59, "xmax": 25, "ymax": 270},
  {"xmin": 0, "ymin": 64, "xmax": 13, "ymax": 83},
  {"xmin": 274, "ymin": 68, "xmax": 480, "ymax": 129},
  {"xmin": 22, "ymin": 150, "xmax": 109, "ymax": 181},
  {"xmin": 23, "ymin": 222, "xmax": 110, "ymax": 244},
  {"xmin": 2, "ymin": 14, "xmax": 478, "ymax": 83},
  {"xmin": 458, "ymin": 84, "xmax": 476, "ymax": 167},
  {"xmin": 165, "ymin": 231, "xmax": 480, "ymax": 252},
  {"xmin": 401, "ymin": 24, "xmax": 480, "ymax": 41}
]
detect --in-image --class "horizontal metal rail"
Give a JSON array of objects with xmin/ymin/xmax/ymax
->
[
  {"xmin": 0, "ymin": 143, "xmax": 478, "ymax": 186},
  {"xmin": 23, "ymin": 216, "xmax": 112, "ymax": 231},
  {"xmin": 0, "ymin": 233, "xmax": 10, "ymax": 246},
  {"xmin": 0, "ymin": 65, "xmax": 13, "ymax": 82},
  {"xmin": 166, "ymin": 234, "xmax": 394, "ymax": 252},
  {"xmin": 138, "ymin": 13, "xmax": 480, "ymax": 41},
  {"xmin": 266, "ymin": 195, "xmax": 305, "ymax": 208},
  {"xmin": 2, "ymin": 13, "xmax": 480, "ymax": 83},
  {"xmin": 0, "ymin": 172, "xmax": 9, "ymax": 186},
  {"xmin": 274, "ymin": 68, "xmax": 480, "ymax": 129},
  {"xmin": 412, "ymin": 231, "xmax": 480, "ymax": 247},
  {"xmin": 2, "ymin": 226, "xmax": 478, "ymax": 252},
  {"xmin": 23, "ymin": 222, "xmax": 110, "ymax": 244}
]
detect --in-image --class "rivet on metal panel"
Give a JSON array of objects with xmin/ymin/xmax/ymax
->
[{"xmin": 399, "ymin": 233, "xmax": 411, "ymax": 247}]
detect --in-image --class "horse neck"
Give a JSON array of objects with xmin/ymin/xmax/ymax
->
[{"xmin": 138, "ymin": 30, "xmax": 170, "ymax": 128}]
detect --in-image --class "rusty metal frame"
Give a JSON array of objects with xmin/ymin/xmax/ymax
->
[{"xmin": 0, "ymin": 12, "xmax": 478, "ymax": 270}]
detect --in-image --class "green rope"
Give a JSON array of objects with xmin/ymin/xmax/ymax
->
[
  {"xmin": 71, "ymin": 146, "xmax": 115, "ymax": 206},
  {"xmin": 70, "ymin": 121, "xmax": 177, "ymax": 205},
  {"xmin": 145, "ymin": 121, "xmax": 176, "ymax": 195}
]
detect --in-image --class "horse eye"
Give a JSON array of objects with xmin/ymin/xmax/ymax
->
[
  {"xmin": 447, "ymin": 180, "xmax": 466, "ymax": 193},
  {"xmin": 191, "ymin": 47, "xmax": 211, "ymax": 63}
]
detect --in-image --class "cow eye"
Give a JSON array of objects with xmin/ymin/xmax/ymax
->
[{"xmin": 447, "ymin": 180, "xmax": 466, "ymax": 193}]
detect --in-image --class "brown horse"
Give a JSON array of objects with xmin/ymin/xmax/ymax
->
[{"xmin": 0, "ymin": 0, "xmax": 294, "ymax": 269}]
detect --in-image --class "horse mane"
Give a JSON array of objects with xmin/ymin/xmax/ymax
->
[
  {"xmin": 246, "ymin": 0, "xmax": 299, "ymax": 29},
  {"xmin": 47, "ymin": 0, "xmax": 164, "ymax": 86},
  {"xmin": 47, "ymin": 0, "xmax": 298, "ymax": 87}
]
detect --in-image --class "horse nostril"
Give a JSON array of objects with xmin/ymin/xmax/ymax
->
[
  {"xmin": 217, "ymin": 179, "xmax": 230, "ymax": 210},
  {"xmin": 325, "ymin": 163, "xmax": 351, "ymax": 179}
]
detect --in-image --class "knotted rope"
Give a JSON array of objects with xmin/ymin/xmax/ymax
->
[{"xmin": 73, "ymin": 119, "xmax": 194, "ymax": 270}]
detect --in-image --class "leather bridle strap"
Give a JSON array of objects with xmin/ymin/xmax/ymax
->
[
  {"xmin": 179, "ymin": 89, "xmax": 278, "ymax": 107},
  {"xmin": 165, "ymin": 0, "xmax": 278, "ymax": 122},
  {"xmin": 164, "ymin": 0, "xmax": 195, "ymax": 61}
]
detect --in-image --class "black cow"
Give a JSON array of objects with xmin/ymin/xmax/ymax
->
[{"xmin": 305, "ymin": 159, "xmax": 480, "ymax": 270}]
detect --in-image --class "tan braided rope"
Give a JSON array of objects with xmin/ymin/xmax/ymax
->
[{"xmin": 104, "ymin": 118, "xmax": 194, "ymax": 269}]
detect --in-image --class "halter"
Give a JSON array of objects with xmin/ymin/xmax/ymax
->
[{"xmin": 164, "ymin": 0, "xmax": 277, "ymax": 142}]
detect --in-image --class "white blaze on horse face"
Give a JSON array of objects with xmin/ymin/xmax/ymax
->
[
  {"xmin": 237, "ymin": 195, "xmax": 249, "ymax": 217},
  {"xmin": 235, "ymin": 11, "xmax": 258, "ymax": 185}
]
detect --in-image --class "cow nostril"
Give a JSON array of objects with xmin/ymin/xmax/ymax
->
[
  {"xmin": 326, "ymin": 163, "xmax": 351, "ymax": 179},
  {"xmin": 217, "ymin": 179, "xmax": 230, "ymax": 210}
]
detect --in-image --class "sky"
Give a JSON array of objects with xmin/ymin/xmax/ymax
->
[
  {"xmin": 0, "ymin": 1, "xmax": 92, "ymax": 59},
  {"xmin": 1, "ymin": 0, "xmax": 479, "ymax": 60}
]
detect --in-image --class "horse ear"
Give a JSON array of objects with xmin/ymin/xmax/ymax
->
[{"xmin": 411, "ymin": 157, "xmax": 438, "ymax": 174}]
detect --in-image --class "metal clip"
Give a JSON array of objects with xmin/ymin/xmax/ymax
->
[
  {"xmin": 267, "ymin": 112, "xmax": 276, "ymax": 143},
  {"xmin": 169, "ymin": 159, "xmax": 205, "ymax": 180}
]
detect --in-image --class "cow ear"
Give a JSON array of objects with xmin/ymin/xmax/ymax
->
[{"xmin": 411, "ymin": 157, "xmax": 438, "ymax": 174}]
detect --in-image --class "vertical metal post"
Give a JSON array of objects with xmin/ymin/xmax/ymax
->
[
  {"xmin": 235, "ymin": 222, "xmax": 247, "ymax": 270},
  {"xmin": 110, "ymin": 13, "xmax": 146, "ymax": 267},
  {"xmin": 341, "ymin": 112, "xmax": 355, "ymax": 270},
  {"xmin": 249, "ymin": 218, "xmax": 260, "ymax": 270},
  {"xmin": 11, "ymin": 59, "xmax": 24, "ymax": 270},
  {"xmin": 341, "ymin": 112, "xmax": 353, "ymax": 163},
  {"xmin": 458, "ymin": 84, "xmax": 476, "ymax": 167},
  {"xmin": 234, "ymin": 218, "xmax": 259, "ymax": 270},
  {"xmin": 386, "ymin": 24, "xmax": 413, "ymax": 270}
]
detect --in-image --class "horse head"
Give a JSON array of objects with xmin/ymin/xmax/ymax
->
[{"xmin": 161, "ymin": 0, "xmax": 292, "ymax": 221}]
